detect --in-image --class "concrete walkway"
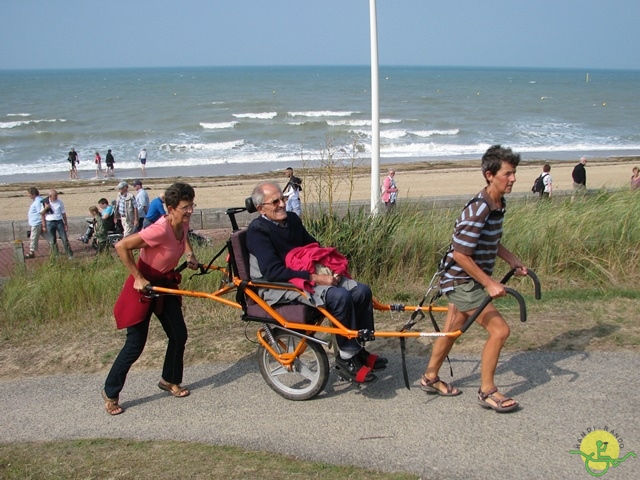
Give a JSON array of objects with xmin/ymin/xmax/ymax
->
[{"xmin": 1, "ymin": 350, "xmax": 638, "ymax": 479}]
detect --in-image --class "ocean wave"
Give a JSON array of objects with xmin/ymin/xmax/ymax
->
[
  {"xmin": 380, "ymin": 129, "xmax": 409, "ymax": 140},
  {"xmin": 232, "ymin": 112, "xmax": 277, "ymax": 119},
  {"xmin": 327, "ymin": 118, "xmax": 401, "ymax": 127},
  {"xmin": 7, "ymin": 113, "xmax": 31, "ymax": 117},
  {"xmin": 200, "ymin": 121, "xmax": 238, "ymax": 129},
  {"xmin": 288, "ymin": 110, "xmax": 357, "ymax": 118},
  {"xmin": 160, "ymin": 140, "xmax": 245, "ymax": 152},
  {"xmin": 412, "ymin": 129, "xmax": 460, "ymax": 137},
  {"xmin": 0, "ymin": 118, "xmax": 65, "ymax": 129}
]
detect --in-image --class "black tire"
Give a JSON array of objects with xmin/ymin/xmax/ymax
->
[{"xmin": 258, "ymin": 330, "xmax": 329, "ymax": 401}]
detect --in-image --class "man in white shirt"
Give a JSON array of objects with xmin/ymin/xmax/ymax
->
[
  {"xmin": 26, "ymin": 187, "xmax": 43, "ymax": 258},
  {"xmin": 41, "ymin": 189, "xmax": 73, "ymax": 259}
]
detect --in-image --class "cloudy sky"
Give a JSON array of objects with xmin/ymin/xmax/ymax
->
[{"xmin": 2, "ymin": 0, "xmax": 638, "ymax": 70}]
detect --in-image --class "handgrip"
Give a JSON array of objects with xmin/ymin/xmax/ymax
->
[
  {"xmin": 499, "ymin": 268, "xmax": 541, "ymax": 300},
  {"xmin": 460, "ymin": 287, "xmax": 527, "ymax": 333}
]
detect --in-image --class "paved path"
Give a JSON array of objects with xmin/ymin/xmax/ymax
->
[{"xmin": 2, "ymin": 351, "xmax": 639, "ymax": 479}]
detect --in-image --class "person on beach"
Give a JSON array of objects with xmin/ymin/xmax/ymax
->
[
  {"xmin": 105, "ymin": 149, "xmax": 115, "ymax": 177},
  {"xmin": 571, "ymin": 156, "xmax": 587, "ymax": 199},
  {"xmin": 102, "ymin": 182, "xmax": 199, "ymax": 415},
  {"xmin": 283, "ymin": 167, "xmax": 302, "ymax": 217},
  {"xmin": 133, "ymin": 179, "xmax": 149, "ymax": 232},
  {"xmin": 381, "ymin": 168, "xmax": 399, "ymax": 212},
  {"xmin": 631, "ymin": 167, "xmax": 640, "ymax": 190},
  {"xmin": 246, "ymin": 181, "xmax": 388, "ymax": 383},
  {"xmin": 143, "ymin": 194, "xmax": 166, "ymax": 229},
  {"xmin": 94, "ymin": 151, "xmax": 102, "ymax": 177},
  {"xmin": 68, "ymin": 148, "xmax": 79, "ymax": 180},
  {"xmin": 115, "ymin": 181, "xmax": 138, "ymax": 237},
  {"xmin": 26, "ymin": 187, "xmax": 44, "ymax": 259},
  {"xmin": 419, "ymin": 145, "xmax": 527, "ymax": 413},
  {"xmin": 138, "ymin": 148, "xmax": 147, "ymax": 173},
  {"xmin": 536, "ymin": 164, "xmax": 552, "ymax": 199},
  {"xmin": 41, "ymin": 189, "xmax": 74, "ymax": 259}
]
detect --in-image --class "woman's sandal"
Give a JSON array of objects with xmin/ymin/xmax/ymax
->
[
  {"xmin": 420, "ymin": 375, "xmax": 462, "ymax": 396},
  {"xmin": 477, "ymin": 387, "xmax": 518, "ymax": 412},
  {"xmin": 158, "ymin": 381, "xmax": 190, "ymax": 398},
  {"xmin": 101, "ymin": 390, "xmax": 124, "ymax": 416}
]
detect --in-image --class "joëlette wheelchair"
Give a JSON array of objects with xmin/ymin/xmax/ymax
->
[{"xmin": 146, "ymin": 199, "xmax": 541, "ymax": 401}]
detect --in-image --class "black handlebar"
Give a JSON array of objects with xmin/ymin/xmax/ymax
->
[
  {"xmin": 499, "ymin": 268, "xmax": 542, "ymax": 300},
  {"xmin": 460, "ymin": 287, "xmax": 527, "ymax": 333}
]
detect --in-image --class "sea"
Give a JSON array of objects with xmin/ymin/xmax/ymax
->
[{"xmin": 1, "ymin": 65, "xmax": 639, "ymax": 183}]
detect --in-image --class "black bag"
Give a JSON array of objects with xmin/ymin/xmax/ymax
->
[{"xmin": 531, "ymin": 174, "xmax": 547, "ymax": 194}]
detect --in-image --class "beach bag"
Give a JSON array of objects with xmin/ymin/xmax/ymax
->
[{"xmin": 531, "ymin": 174, "xmax": 547, "ymax": 194}]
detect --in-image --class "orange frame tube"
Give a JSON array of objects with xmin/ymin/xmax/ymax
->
[{"xmin": 148, "ymin": 264, "xmax": 461, "ymax": 341}]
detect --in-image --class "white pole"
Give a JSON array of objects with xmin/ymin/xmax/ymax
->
[{"xmin": 369, "ymin": 0, "xmax": 380, "ymax": 214}]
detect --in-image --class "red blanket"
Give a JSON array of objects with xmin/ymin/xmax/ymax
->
[{"xmin": 285, "ymin": 243, "xmax": 350, "ymax": 292}]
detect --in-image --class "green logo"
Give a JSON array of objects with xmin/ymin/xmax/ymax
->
[{"xmin": 569, "ymin": 428, "xmax": 636, "ymax": 477}]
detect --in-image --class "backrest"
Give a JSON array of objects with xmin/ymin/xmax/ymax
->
[{"xmin": 230, "ymin": 228, "xmax": 251, "ymax": 281}]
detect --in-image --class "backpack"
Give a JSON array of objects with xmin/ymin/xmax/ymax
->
[{"xmin": 531, "ymin": 173, "xmax": 548, "ymax": 194}]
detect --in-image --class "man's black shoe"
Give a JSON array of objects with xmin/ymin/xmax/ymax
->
[
  {"xmin": 335, "ymin": 355, "xmax": 376, "ymax": 383},
  {"xmin": 357, "ymin": 349, "xmax": 388, "ymax": 371}
]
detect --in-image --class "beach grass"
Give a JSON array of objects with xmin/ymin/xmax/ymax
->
[{"xmin": 1, "ymin": 189, "xmax": 639, "ymax": 378}]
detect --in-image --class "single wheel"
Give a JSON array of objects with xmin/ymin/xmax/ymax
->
[{"xmin": 258, "ymin": 330, "xmax": 329, "ymax": 401}]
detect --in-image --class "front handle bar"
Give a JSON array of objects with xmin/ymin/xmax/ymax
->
[
  {"xmin": 499, "ymin": 268, "xmax": 541, "ymax": 300},
  {"xmin": 460, "ymin": 287, "xmax": 526, "ymax": 334}
]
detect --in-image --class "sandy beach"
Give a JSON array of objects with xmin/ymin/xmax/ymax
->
[{"xmin": 1, "ymin": 157, "xmax": 638, "ymax": 223}]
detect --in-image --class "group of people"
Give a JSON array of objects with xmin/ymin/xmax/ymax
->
[
  {"xmin": 26, "ymin": 187, "xmax": 74, "ymax": 259},
  {"xmin": 25, "ymin": 179, "xmax": 166, "ymax": 259},
  {"xmin": 101, "ymin": 145, "xmax": 528, "ymax": 416},
  {"xmin": 66, "ymin": 147, "xmax": 147, "ymax": 179}
]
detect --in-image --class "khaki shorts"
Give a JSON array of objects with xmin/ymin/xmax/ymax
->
[{"xmin": 445, "ymin": 280, "xmax": 487, "ymax": 312}]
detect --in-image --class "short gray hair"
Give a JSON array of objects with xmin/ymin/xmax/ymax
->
[{"xmin": 251, "ymin": 181, "xmax": 281, "ymax": 207}]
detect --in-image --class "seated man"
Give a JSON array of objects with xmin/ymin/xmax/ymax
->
[
  {"xmin": 98, "ymin": 197, "xmax": 116, "ymax": 232},
  {"xmin": 246, "ymin": 181, "xmax": 387, "ymax": 382}
]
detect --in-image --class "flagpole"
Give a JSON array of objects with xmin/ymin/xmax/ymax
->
[{"xmin": 369, "ymin": 0, "xmax": 380, "ymax": 214}]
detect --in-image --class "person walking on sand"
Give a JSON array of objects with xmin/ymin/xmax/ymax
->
[
  {"xmin": 535, "ymin": 164, "xmax": 552, "ymax": 200},
  {"xmin": 26, "ymin": 187, "xmax": 44, "ymax": 259},
  {"xmin": 105, "ymin": 149, "xmax": 115, "ymax": 178},
  {"xmin": 102, "ymin": 182, "xmax": 199, "ymax": 415},
  {"xmin": 630, "ymin": 167, "xmax": 640, "ymax": 190},
  {"xmin": 419, "ymin": 145, "xmax": 527, "ymax": 413},
  {"xmin": 283, "ymin": 167, "xmax": 302, "ymax": 217},
  {"xmin": 41, "ymin": 189, "xmax": 74, "ymax": 259},
  {"xmin": 68, "ymin": 147, "xmax": 79, "ymax": 180},
  {"xmin": 571, "ymin": 156, "xmax": 587, "ymax": 200},
  {"xmin": 138, "ymin": 148, "xmax": 147, "ymax": 173},
  {"xmin": 133, "ymin": 179, "xmax": 149, "ymax": 232},
  {"xmin": 381, "ymin": 168, "xmax": 399, "ymax": 212},
  {"xmin": 94, "ymin": 151, "xmax": 102, "ymax": 178}
]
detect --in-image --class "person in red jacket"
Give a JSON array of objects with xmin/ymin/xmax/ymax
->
[{"xmin": 246, "ymin": 181, "xmax": 387, "ymax": 383}]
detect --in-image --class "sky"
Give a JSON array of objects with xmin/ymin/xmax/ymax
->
[{"xmin": 2, "ymin": 0, "xmax": 639, "ymax": 71}]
